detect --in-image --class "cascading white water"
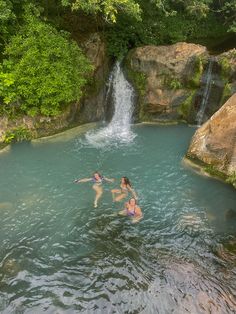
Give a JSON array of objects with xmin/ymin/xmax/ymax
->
[
  {"xmin": 196, "ymin": 58, "xmax": 214, "ymax": 126},
  {"xmin": 85, "ymin": 61, "xmax": 135, "ymax": 147}
]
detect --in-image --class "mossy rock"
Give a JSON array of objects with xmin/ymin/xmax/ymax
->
[
  {"xmin": 219, "ymin": 57, "xmax": 231, "ymax": 80},
  {"xmin": 187, "ymin": 55, "xmax": 205, "ymax": 89},
  {"xmin": 177, "ymin": 91, "xmax": 196, "ymax": 122}
]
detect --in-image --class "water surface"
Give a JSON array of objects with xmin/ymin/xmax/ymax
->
[{"xmin": 0, "ymin": 124, "xmax": 236, "ymax": 313}]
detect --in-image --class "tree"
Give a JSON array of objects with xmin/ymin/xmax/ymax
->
[
  {"xmin": 0, "ymin": 0, "xmax": 15, "ymax": 44},
  {"xmin": 219, "ymin": 0, "xmax": 236, "ymax": 32},
  {"xmin": 61, "ymin": 0, "xmax": 141, "ymax": 22}
]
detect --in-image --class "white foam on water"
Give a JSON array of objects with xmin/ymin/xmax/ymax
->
[{"xmin": 85, "ymin": 61, "xmax": 136, "ymax": 148}]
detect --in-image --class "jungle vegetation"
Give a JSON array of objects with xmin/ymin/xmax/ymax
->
[{"xmin": 0, "ymin": 0, "xmax": 235, "ymax": 117}]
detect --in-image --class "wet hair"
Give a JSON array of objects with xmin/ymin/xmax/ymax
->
[
  {"xmin": 129, "ymin": 198, "xmax": 137, "ymax": 205},
  {"xmin": 122, "ymin": 176, "xmax": 131, "ymax": 187},
  {"xmin": 93, "ymin": 171, "xmax": 102, "ymax": 179}
]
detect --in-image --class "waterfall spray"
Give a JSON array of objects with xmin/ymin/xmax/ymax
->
[
  {"xmin": 85, "ymin": 61, "xmax": 136, "ymax": 147},
  {"xmin": 196, "ymin": 57, "xmax": 214, "ymax": 126}
]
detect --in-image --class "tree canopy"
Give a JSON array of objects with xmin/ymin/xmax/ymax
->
[
  {"xmin": 61, "ymin": 0, "xmax": 141, "ymax": 22},
  {"xmin": 0, "ymin": 0, "xmax": 235, "ymax": 117}
]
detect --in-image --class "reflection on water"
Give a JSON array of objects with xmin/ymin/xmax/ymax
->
[{"xmin": 0, "ymin": 124, "xmax": 236, "ymax": 313}]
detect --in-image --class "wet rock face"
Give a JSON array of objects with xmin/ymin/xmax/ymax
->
[
  {"xmin": 187, "ymin": 93, "xmax": 236, "ymax": 178},
  {"xmin": 127, "ymin": 42, "xmax": 208, "ymax": 122},
  {"xmin": 130, "ymin": 43, "xmax": 206, "ymax": 77},
  {"xmin": 76, "ymin": 33, "xmax": 110, "ymax": 124},
  {"xmin": 0, "ymin": 103, "xmax": 79, "ymax": 143},
  {"xmin": 127, "ymin": 43, "xmax": 236, "ymax": 123}
]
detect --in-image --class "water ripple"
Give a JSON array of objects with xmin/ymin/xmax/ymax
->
[{"xmin": 0, "ymin": 124, "xmax": 236, "ymax": 313}]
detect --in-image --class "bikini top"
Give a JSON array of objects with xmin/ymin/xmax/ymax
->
[
  {"xmin": 92, "ymin": 176, "xmax": 104, "ymax": 184},
  {"xmin": 120, "ymin": 184, "xmax": 129, "ymax": 191},
  {"xmin": 126, "ymin": 205, "xmax": 136, "ymax": 216}
]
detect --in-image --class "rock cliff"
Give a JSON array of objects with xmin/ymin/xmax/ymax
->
[
  {"xmin": 126, "ymin": 43, "xmax": 236, "ymax": 124},
  {"xmin": 187, "ymin": 93, "xmax": 236, "ymax": 187}
]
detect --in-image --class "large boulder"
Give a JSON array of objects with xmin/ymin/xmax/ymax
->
[
  {"xmin": 187, "ymin": 93, "xmax": 236, "ymax": 185},
  {"xmin": 126, "ymin": 43, "xmax": 236, "ymax": 124},
  {"xmin": 126, "ymin": 42, "xmax": 208, "ymax": 122}
]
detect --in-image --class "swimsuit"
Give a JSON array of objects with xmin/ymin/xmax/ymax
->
[
  {"xmin": 126, "ymin": 205, "xmax": 136, "ymax": 216},
  {"xmin": 92, "ymin": 176, "xmax": 104, "ymax": 186},
  {"xmin": 120, "ymin": 184, "xmax": 129, "ymax": 193}
]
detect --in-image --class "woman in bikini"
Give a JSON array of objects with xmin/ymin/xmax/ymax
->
[
  {"xmin": 74, "ymin": 172, "xmax": 114, "ymax": 208},
  {"xmin": 111, "ymin": 177, "xmax": 137, "ymax": 202},
  {"xmin": 119, "ymin": 198, "xmax": 143, "ymax": 223}
]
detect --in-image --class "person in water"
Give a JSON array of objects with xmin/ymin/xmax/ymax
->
[
  {"xmin": 74, "ymin": 172, "xmax": 114, "ymax": 208},
  {"xmin": 119, "ymin": 198, "xmax": 143, "ymax": 223},
  {"xmin": 111, "ymin": 177, "xmax": 137, "ymax": 202}
]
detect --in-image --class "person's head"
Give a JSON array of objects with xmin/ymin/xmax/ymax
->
[
  {"xmin": 121, "ymin": 176, "xmax": 131, "ymax": 186},
  {"xmin": 93, "ymin": 172, "xmax": 102, "ymax": 180},
  {"xmin": 129, "ymin": 198, "xmax": 136, "ymax": 206}
]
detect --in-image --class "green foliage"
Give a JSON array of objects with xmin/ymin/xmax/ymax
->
[
  {"xmin": 226, "ymin": 172, "xmax": 236, "ymax": 187},
  {"xmin": 219, "ymin": 0, "xmax": 236, "ymax": 33},
  {"xmin": 221, "ymin": 82, "xmax": 232, "ymax": 105},
  {"xmin": 177, "ymin": 92, "xmax": 195, "ymax": 120},
  {"xmin": 0, "ymin": 0, "xmax": 14, "ymax": 26},
  {"xmin": 188, "ymin": 56, "xmax": 204, "ymax": 88},
  {"xmin": 0, "ymin": 61, "xmax": 16, "ymax": 104},
  {"xmin": 165, "ymin": 77, "xmax": 182, "ymax": 90},
  {"xmin": 105, "ymin": 4, "xmax": 228, "ymax": 58},
  {"xmin": 125, "ymin": 63, "xmax": 147, "ymax": 120},
  {"xmin": 204, "ymin": 164, "xmax": 226, "ymax": 180},
  {"xmin": 62, "ymin": 0, "xmax": 141, "ymax": 23},
  {"xmin": 4, "ymin": 126, "xmax": 31, "ymax": 143},
  {"xmin": 0, "ymin": 8, "xmax": 93, "ymax": 116},
  {"xmin": 0, "ymin": 0, "xmax": 30, "ymax": 49},
  {"xmin": 126, "ymin": 67, "xmax": 146, "ymax": 96},
  {"xmin": 219, "ymin": 57, "xmax": 231, "ymax": 79}
]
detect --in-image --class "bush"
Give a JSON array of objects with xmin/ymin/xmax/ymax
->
[
  {"xmin": 0, "ymin": 9, "xmax": 93, "ymax": 117},
  {"xmin": 4, "ymin": 126, "xmax": 31, "ymax": 143}
]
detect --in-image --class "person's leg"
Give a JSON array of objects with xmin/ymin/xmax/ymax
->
[
  {"xmin": 93, "ymin": 185, "xmax": 103, "ymax": 208},
  {"xmin": 111, "ymin": 189, "xmax": 121, "ymax": 201},
  {"xmin": 114, "ymin": 193, "xmax": 127, "ymax": 202}
]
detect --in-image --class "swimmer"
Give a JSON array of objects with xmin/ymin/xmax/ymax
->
[
  {"xmin": 74, "ymin": 172, "xmax": 114, "ymax": 208},
  {"xmin": 119, "ymin": 198, "xmax": 143, "ymax": 223},
  {"xmin": 111, "ymin": 177, "xmax": 137, "ymax": 202}
]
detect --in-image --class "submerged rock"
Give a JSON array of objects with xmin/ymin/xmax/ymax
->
[
  {"xmin": 2, "ymin": 259, "xmax": 20, "ymax": 277},
  {"xmin": 187, "ymin": 93, "xmax": 236, "ymax": 186}
]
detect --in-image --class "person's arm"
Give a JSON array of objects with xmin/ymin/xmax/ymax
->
[
  {"xmin": 74, "ymin": 178, "xmax": 92, "ymax": 183},
  {"xmin": 118, "ymin": 202, "xmax": 129, "ymax": 216},
  {"xmin": 135, "ymin": 206, "xmax": 142, "ymax": 217},
  {"xmin": 128, "ymin": 185, "xmax": 138, "ymax": 199},
  {"xmin": 103, "ymin": 177, "xmax": 115, "ymax": 183}
]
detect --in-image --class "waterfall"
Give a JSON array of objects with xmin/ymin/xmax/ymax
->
[
  {"xmin": 196, "ymin": 58, "xmax": 214, "ymax": 126},
  {"xmin": 85, "ymin": 61, "xmax": 135, "ymax": 147}
]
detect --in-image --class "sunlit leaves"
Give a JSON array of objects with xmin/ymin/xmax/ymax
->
[
  {"xmin": 66, "ymin": 0, "xmax": 141, "ymax": 22},
  {"xmin": 1, "ymin": 12, "xmax": 93, "ymax": 116}
]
